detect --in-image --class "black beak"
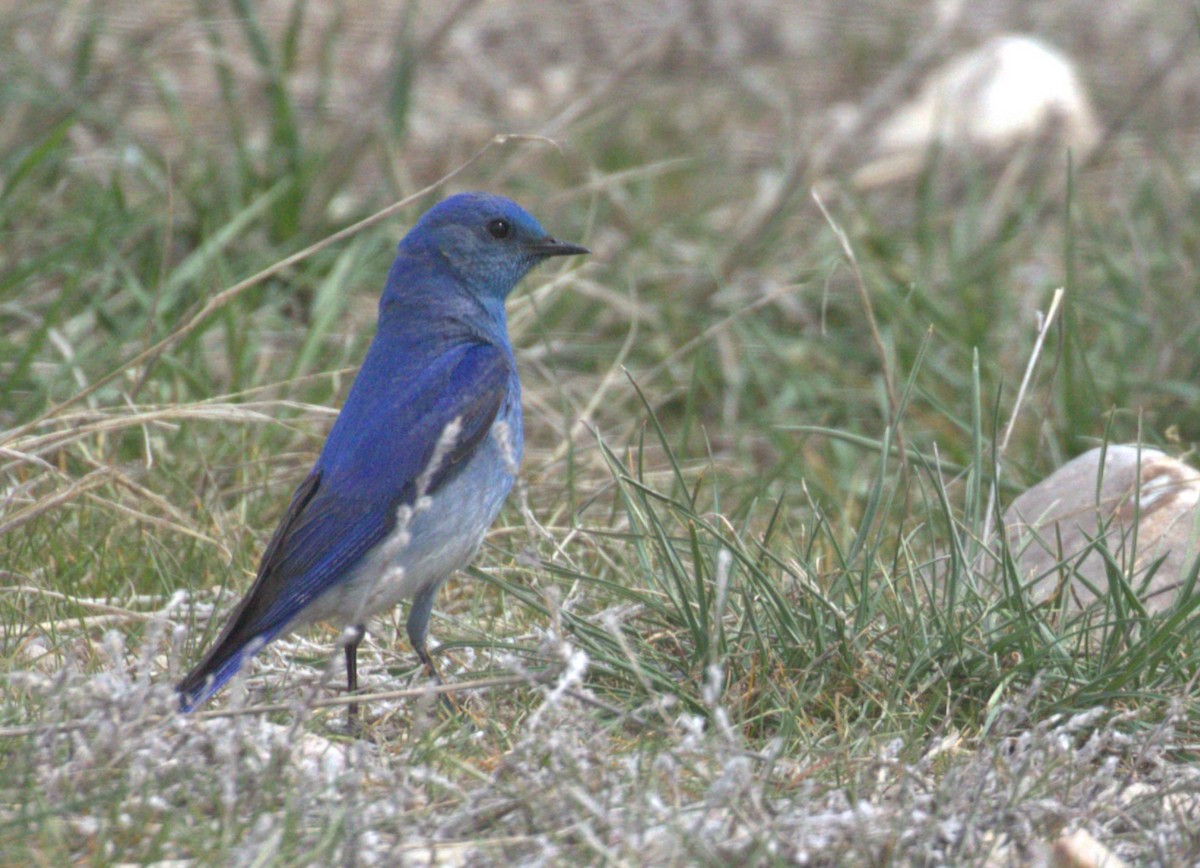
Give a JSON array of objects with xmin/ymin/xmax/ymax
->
[{"xmin": 526, "ymin": 236, "xmax": 590, "ymax": 258}]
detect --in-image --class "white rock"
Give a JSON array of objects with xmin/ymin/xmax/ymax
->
[
  {"xmin": 856, "ymin": 35, "xmax": 1100, "ymax": 188},
  {"xmin": 1004, "ymin": 446, "xmax": 1200, "ymax": 612}
]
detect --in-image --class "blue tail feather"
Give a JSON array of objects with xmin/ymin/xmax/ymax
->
[{"xmin": 177, "ymin": 630, "xmax": 278, "ymax": 712}]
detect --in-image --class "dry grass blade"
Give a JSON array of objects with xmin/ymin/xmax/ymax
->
[
  {"xmin": 978, "ymin": 287, "xmax": 1066, "ymax": 551},
  {"xmin": 0, "ymin": 468, "xmax": 113, "ymax": 537},
  {"xmin": 811, "ymin": 189, "xmax": 905, "ymax": 472}
]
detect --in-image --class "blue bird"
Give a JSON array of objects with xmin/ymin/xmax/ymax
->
[{"xmin": 177, "ymin": 192, "xmax": 587, "ymax": 717}]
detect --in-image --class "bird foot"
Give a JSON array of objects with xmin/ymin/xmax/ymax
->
[
  {"xmin": 327, "ymin": 707, "xmax": 369, "ymax": 739},
  {"xmin": 415, "ymin": 648, "xmax": 462, "ymax": 716}
]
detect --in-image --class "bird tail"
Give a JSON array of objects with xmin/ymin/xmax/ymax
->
[{"xmin": 176, "ymin": 626, "xmax": 281, "ymax": 712}]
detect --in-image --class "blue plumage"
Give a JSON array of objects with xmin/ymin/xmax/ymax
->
[{"xmin": 178, "ymin": 193, "xmax": 587, "ymax": 714}]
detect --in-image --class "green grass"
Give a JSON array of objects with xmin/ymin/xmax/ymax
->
[{"xmin": 2, "ymin": 1, "xmax": 1200, "ymax": 863}]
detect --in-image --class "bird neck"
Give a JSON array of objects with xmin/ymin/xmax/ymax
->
[
  {"xmin": 378, "ymin": 290, "xmax": 509, "ymax": 349},
  {"xmin": 380, "ymin": 253, "xmax": 510, "ymax": 339}
]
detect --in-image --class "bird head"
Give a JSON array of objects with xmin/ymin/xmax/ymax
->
[{"xmin": 401, "ymin": 192, "xmax": 588, "ymax": 301}]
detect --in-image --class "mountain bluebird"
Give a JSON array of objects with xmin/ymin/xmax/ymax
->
[{"xmin": 177, "ymin": 192, "xmax": 588, "ymax": 718}]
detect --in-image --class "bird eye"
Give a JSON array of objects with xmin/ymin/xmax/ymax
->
[{"xmin": 486, "ymin": 218, "xmax": 511, "ymax": 239}]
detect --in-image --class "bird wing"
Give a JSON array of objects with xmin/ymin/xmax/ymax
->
[{"xmin": 177, "ymin": 339, "xmax": 511, "ymax": 706}]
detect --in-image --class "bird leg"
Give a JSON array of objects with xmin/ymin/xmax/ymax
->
[
  {"xmin": 344, "ymin": 623, "xmax": 366, "ymax": 730},
  {"xmin": 407, "ymin": 585, "xmax": 460, "ymax": 713}
]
